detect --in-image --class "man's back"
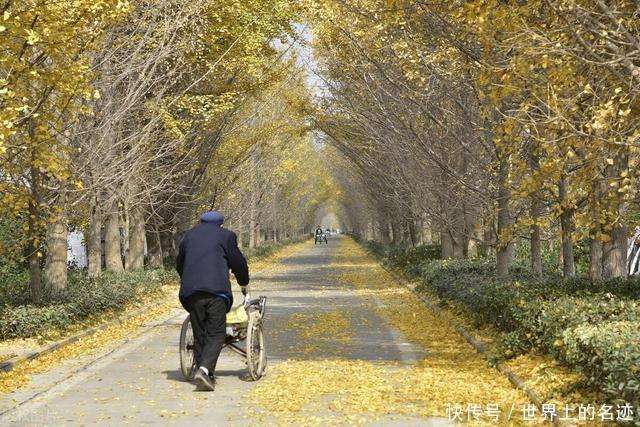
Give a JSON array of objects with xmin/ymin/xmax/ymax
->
[{"xmin": 177, "ymin": 221, "xmax": 249, "ymax": 306}]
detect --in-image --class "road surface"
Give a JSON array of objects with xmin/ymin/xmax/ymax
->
[{"xmin": 1, "ymin": 237, "xmax": 452, "ymax": 426}]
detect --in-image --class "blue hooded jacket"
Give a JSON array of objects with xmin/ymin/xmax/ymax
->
[{"xmin": 176, "ymin": 211, "xmax": 249, "ymax": 311}]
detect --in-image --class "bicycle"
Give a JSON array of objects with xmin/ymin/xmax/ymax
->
[
  {"xmin": 179, "ymin": 288, "xmax": 267, "ymax": 381},
  {"xmin": 315, "ymin": 233, "xmax": 328, "ymax": 245}
]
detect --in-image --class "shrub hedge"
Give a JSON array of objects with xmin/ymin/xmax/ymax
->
[
  {"xmin": 362, "ymin": 241, "xmax": 441, "ymax": 277},
  {"xmin": 1, "ymin": 237, "xmax": 304, "ymax": 341},
  {"xmin": 564, "ymin": 321, "xmax": 640, "ymax": 410},
  {"xmin": 385, "ymin": 244, "xmax": 441, "ymax": 277},
  {"xmin": 0, "ymin": 269, "xmax": 174, "ymax": 340},
  {"xmin": 363, "ymin": 240, "xmax": 640, "ymax": 410}
]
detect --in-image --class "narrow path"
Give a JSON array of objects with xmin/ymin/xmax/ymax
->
[{"xmin": 1, "ymin": 237, "xmax": 523, "ymax": 426}]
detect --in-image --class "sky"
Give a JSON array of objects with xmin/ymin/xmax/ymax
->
[
  {"xmin": 272, "ymin": 22, "xmax": 327, "ymax": 98},
  {"xmin": 292, "ymin": 23, "xmax": 326, "ymax": 96},
  {"xmin": 273, "ymin": 23, "xmax": 330, "ymax": 151}
]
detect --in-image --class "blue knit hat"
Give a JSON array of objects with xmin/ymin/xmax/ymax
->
[{"xmin": 200, "ymin": 211, "xmax": 224, "ymax": 225}]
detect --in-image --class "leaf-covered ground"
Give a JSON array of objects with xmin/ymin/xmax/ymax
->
[
  {"xmin": 0, "ymin": 239, "xmax": 310, "ymax": 397},
  {"xmin": 0, "ymin": 285, "xmax": 179, "ymax": 395},
  {"xmin": 407, "ymin": 286, "xmax": 585, "ymax": 405},
  {"xmin": 249, "ymin": 238, "xmax": 529, "ymax": 425},
  {"xmin": 1, "ymin": 236, "xmax": 537, "ymax": 425}
]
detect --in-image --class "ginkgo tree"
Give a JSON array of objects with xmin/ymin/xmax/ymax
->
[
  {"xmin": 0, "ymin": 0, "xmax": 334, "ymax": 301},
  {"xmin": 3, "ymin": 0, "xmax": 638, "ymax": 302},
  {"xmin": 205, "ymin": 66, "xmax": 336, "ymax": 247},
  {"xmin": 307, "ymin": 0, "xmax": 640, "ymax": 279},
  {"xmin": 0, "ymin": 0, "xmax": 130, "ymax": 301}
]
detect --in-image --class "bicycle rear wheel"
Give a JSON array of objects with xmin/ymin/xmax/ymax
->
[
  {"xmin": 179, "ymin": 315, "xmax": 197, "ymax": 380},
  {"xmin": 245, "ymin": 311, "xmax": 266, "ymax": 380}
]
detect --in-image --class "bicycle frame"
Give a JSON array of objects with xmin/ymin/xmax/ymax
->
[{"xmin": 222, "ymin": 295, "xmax": 266, "ymax": 357}]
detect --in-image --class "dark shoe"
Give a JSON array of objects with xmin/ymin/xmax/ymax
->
[{"xmin": 194, "ymin": 368, "xmax": 216, "ymax": 391}]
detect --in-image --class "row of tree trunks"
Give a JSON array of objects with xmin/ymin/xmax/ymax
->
[
  {"xmin": 42, "ymin": 196, "xmax": 149, "ymax": 292},
  {"xmin": 238, "ymin": 223, "xmax": 306, "ymax": 248},
  {"xmin": 49, "ymin": 192, "xmax": 152, "ymax": 292}
]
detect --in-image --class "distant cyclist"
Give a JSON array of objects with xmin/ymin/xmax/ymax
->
[{"xmin": 314, "ymin": 225, "xmax": 327, "ymax": 245}]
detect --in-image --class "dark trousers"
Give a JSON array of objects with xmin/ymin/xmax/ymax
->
[{"xmin": 184, "ymin": 292, "xmax": 227, "ymax": 373}]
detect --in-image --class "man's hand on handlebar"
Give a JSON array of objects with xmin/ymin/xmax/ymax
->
[{"xmin": 241, "ymin": 286, "xmax": 250, "ymax": 307}]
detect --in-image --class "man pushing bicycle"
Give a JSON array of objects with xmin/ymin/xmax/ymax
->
[{"xmin": 176, "ymin": 211, "xmax": 249, "ymax": 391}]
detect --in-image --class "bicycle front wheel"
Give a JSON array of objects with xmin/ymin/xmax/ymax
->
[
  {"xmin": 245, "ymin": 311, "xmax": 266, "ymax": 381},
  {"xmin": 179, "ymin": 315, "xmax": 197, "ymax": 380}
]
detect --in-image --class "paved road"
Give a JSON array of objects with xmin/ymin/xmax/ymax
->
[{"xmin": 1, "ymin": 237, "xmax": 446, "ymax": 426}]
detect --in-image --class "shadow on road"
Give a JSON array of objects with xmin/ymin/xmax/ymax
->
[{"xmin": 163, "ymin": 369, "xmax": 190, "ymax": 383}]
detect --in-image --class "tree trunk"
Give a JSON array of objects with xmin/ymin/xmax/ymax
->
[
  {"xmin": 560, "ymin": 215, "xmax": 576, "ymax": 278},
  {"xmin": 476, "ymin": 220, "xmax": 488, "ymax": 257},
  {"xmin": 146, "ymin": 228, "xmax": 163, "ymax": 269},
  {"xmin": 468, "ymin": 219, "xmax": 482, "ymax": 258},
  {"xmin": 589, "ymin": 238, "xmax": 603, "ymax": 282},
  {"xmin": 530, "ymin": 192, "xmax": 544, "ymax": 278},
  {"xmin": 403, "ymin": 221, "xmax": 411, "ymax": 244},
  {"xmin": 603, "ymin": 224, "xmax": 628, "ymax": 279},
  {"xmin": 255, "ymin": 224, "xmax": 262, "ymax": 247},
  {"xmin": 588, "ymin": 180, "xmax": 603, "ymax": 282},
  {"xmin": 422, "ymin": 224, "xmax": 433, "ymax": 245},
  {"xmin": 122, "ymin": 204, "xmax": 130, "ymax": 269},
  {"xmin": 127, "ymin": 206, "xmax": 145, "ymax": 271},
  {"xmin": 172, "ymin": 205, "xmax": 192, "ymax": 253},
  {"xmin": 461, "ymin": 207, "xmax": 475, "ymax": 258},
  {"xmin": 27, "ymin": 132, "xmax": 42, "ymax": 303},
  {"xmin": 558, "ymin": 177, "xmax": 575, "ymax": 278},
  {"xmin": 602, "ymin": 149, "xmax": 629, "ymax": 279},
  {"xmin": 496, "ymin": 157, "xmax": 514, "ymax": 278},
  {"xmin": 557, "ymin": 233, "xmax": 564, "ymax": 270},
  {"xmin": 380, "ymin": 221, "xmax": 391, "ymax": 245},
  {"xmin": 104, "ymin": 200, "xmax": 124, "ymax": 272},
  {"xmin": 391, "ymin": 221, "xmax": 401, "ymax": 245},
  {"xmin": 249, "ymin": 219, "xmax": 256, "ymax": 249},
  {"xmin": 452, "ymin": 234, "xmax": 464, "ymax": 258},
  {"xmin": 529, "ymin": 144, "xmax": 543, "ymax": 277},
  {"xmin": 372, "ymin": 221, "xmax": 379, "ymax": 241},
  {"xmin": 44, "ymin": 211, "xmax": 68, "ymax": 293},
  {"xmin": 408, "ymin": 219, "xmax": 418, "ymax": 247},
  {"xmin": 481, "ymin": 221, "xmax": 495, "ymax": 257},
  {"xmin": 160, "ymin": 229, "xmax": 175, "ymax": 260},
  {"xmin": 236, "ymin": 219, "xmax": 244, "ymax": 248},
  {"xmin": 441, "ymin": 230, "xmax": 454, "ymax": 259},
  {"xmin": 27, "ymin": 198, "xmax": 42, "ymax": 304},
  {"xmin": 87, "ymin": 196, "xmax": 102, "ymax": 277},
  {"xmin": 530, "ymin": 220, "xmax": 543, "ymax": 278}
]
